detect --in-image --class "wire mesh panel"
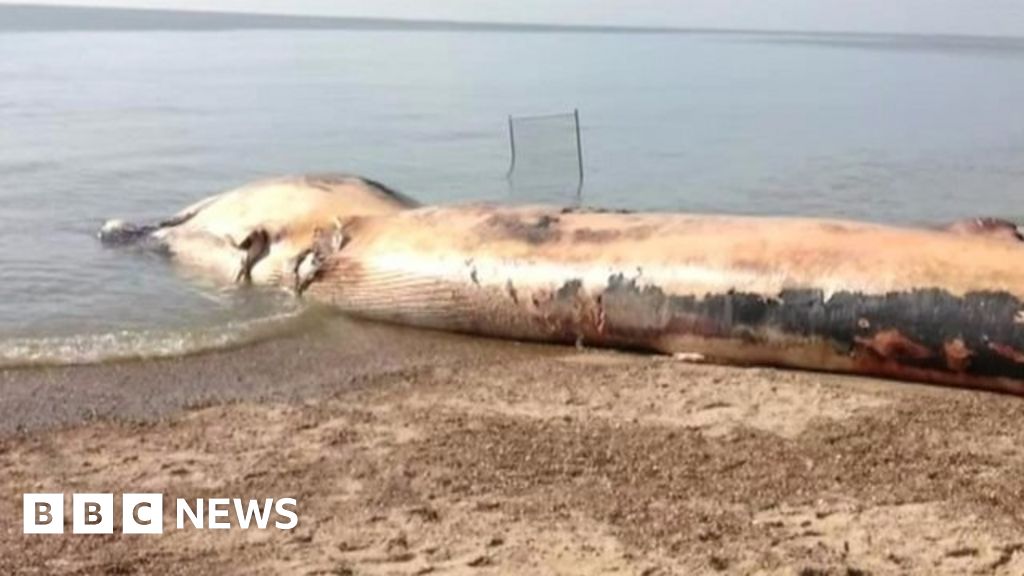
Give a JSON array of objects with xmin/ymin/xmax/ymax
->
[{"xmin": 506, "ymin": 109, "xmax": 584, "ymax": 205}]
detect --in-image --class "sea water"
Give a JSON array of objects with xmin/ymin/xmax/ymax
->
[{"xmin": 3, "ymin": 29, "xmax": 1024, "ymax": 364}]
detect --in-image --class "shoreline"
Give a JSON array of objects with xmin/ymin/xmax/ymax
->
[
  {"xmin": 0, "ymin": 316, "xmax": 553, "ymax": 436},
  {"xmin": 3, "ymin": 319, "xmax": 1024, "ymax": 573}
]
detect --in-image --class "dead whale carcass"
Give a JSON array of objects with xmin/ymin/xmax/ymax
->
[{"xmin": 301, "ymin": 203, "xmax": 1024, "ymax": 395}]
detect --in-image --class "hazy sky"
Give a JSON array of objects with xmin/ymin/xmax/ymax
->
[{"xmin": 9, "ymin": 0, "xmax": 1024, "ymax": 37}]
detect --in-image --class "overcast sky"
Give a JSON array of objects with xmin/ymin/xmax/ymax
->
[{"xmin": 9, "ymin": 0, "xmax": 1024, "ymax": 37}]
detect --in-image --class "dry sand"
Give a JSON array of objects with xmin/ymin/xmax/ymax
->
[{"xmin": 3, "ymin": 316, "xmax": 1024, "ymax": 575}]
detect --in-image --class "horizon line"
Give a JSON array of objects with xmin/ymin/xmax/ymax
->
[{"xmin": 3, "ymin": 3, "xmax": 1024, "ymax": 41}]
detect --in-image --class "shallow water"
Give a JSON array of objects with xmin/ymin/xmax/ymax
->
[{"xmin": 3, "ymin": 29, "xmax": 1024, "ymax": 364}]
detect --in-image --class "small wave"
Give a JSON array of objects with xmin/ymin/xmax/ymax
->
[{"xmin": 0, "ymin": 305, "xmax": 324, "ymax": 368}]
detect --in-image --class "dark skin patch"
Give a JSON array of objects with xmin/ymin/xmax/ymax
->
[
  {"xmin": 572, "ymin": 228, "xmax": 621, "ymax": 242},
  {"xmin": 595, "ymin": 274, "xmax": 1024, "ymax": 381},
  {"xmin": 572, "ymin": 225, "xmax": 656, "ymax": 243},
  {"xmin": 480, "ymin": 213, "xmax": 562, "ymax": 245},
  {"xmin": 555, "ymin": 279, "xmax": 584, "ymax": 302},
  {"xmin": 940, "ymin": 217, "xmax": 1023, "ymax": 242},
  {"xmin": 233, "ymin": 229, "xmax": 270, "ymax": 283},
  {"xmin": 305, "ymin": 173, "xmax": 421, "ymax": 207},
  {"xmin": 559, "ymin": 206, "xmax": 635, "ymax": 215},
  {"xmin": 817, "ymin": 223, "xmax": 857, "ymax": 234},
  {"xmin": 506, "ymin": 280, "xmax": 519, "ymax": 304},
  {"xmin": 528, "ymin": 279, "xmax": 610, "ymax": 345},
  {"xmin": 355, "ymin": 176, "xmax": 421, "ymax": 207},
  {"xmin": 156, "ymin": 210, "xmax": 199, "ymax": 230}
]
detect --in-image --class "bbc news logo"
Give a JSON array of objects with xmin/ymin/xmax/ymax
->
[{"xmin": 23, "ymin": 493, "xmax": 298, "ymax": 534}]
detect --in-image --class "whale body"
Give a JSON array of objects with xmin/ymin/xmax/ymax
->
[{"xmin": 301, "ymin": 203, "xmax": 1024, "ymax": 395}]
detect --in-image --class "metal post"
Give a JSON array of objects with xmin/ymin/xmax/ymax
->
[
  {"xmin": 574, "ymin": 108, "xmax": 584, "ymax": 204},
  {"xmin": 506, "ymin": 115, "xmax": 516, "ymax": 180}
]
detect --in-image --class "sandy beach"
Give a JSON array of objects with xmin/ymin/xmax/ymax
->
[{"xmin": 1, "ymin": 317, "xmax": 1024, "ymax": 575}]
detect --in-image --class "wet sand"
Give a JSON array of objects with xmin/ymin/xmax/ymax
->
[{"xmin": 3, "ymin": 317, "xmax": 1024, "ymax": 574}]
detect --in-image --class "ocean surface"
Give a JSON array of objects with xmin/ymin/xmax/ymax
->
[{"xmin": 4, "ymin": 27, "xmax": 1024, "ymax": 365}]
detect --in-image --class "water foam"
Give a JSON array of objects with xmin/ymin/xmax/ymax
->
[{"xmin": 0, "ymin": 306, "xmax": 322, "ymax": 368}]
